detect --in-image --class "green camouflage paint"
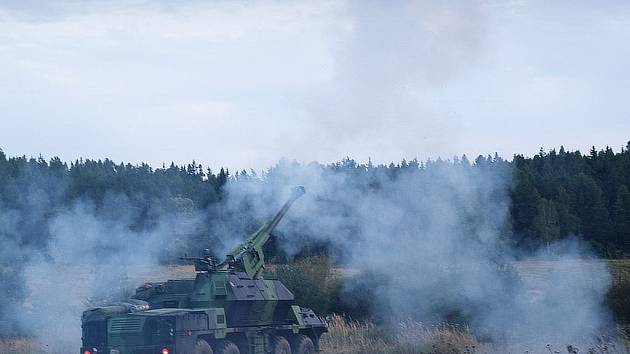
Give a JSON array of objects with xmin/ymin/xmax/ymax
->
[{"xmin": 81, "ymin": 187, "xmax": 326, "ymax": 354}]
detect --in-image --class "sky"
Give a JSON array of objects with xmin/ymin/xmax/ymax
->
[{"xmin": 0, "ymin": 0, "xmax": 629, "ymax": 171}]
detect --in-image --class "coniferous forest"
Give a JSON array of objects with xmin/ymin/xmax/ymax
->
[{"xmin": 0, "ymin": 142, "xmax": 629, "ymax": 260}]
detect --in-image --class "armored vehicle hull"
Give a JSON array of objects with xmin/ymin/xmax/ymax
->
[{"xmin": 81, "ymin": 304, "xmax": 324, "ymax": 354}]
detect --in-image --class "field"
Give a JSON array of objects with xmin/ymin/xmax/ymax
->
[
  {"xmin": 318, "ymin": 260, "xmax": 630, "ymax": 354},
  {"xmin": 1, "ymin": 260, "xmax": 628, "ymax": 354},
  {"xmin": 319, "ymin": 313, "xmax": 629, "ymax": 354}
]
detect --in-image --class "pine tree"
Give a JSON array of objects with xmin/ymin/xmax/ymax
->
[
  {"xmin": 217, "ymin": 168, "xmax": 228, "ymax": 188},
  {"xmin": 612, "ymin": 185, "xmax": 630, "ymax": 252},
  {"xmin": 511, "ymin": 170, "xmax": 541, "ymax": 247},
  {"xmin": 569, "ymin": 173, "xmax": 611, "ymax": 249},
  {"xmin": 532, "ymin": 198, "xmax": 561, "ymax": 249}
]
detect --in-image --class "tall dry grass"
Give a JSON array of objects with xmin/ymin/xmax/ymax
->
[
  {"xmin": 319, "ymin": 314, "xmax": 630, "ymax": 354},
  {"xmin": 320, "ymin": 314, "xmax": 487, "ymax": 354}
]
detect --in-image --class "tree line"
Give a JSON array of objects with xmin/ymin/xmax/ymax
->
[
  {"xmin": 0, "ymin": 142, "xmax": 628, "ymax": 259},
  {"xmin": 511, "ymin": 144, "xmax": 630, "ymax": 256}
]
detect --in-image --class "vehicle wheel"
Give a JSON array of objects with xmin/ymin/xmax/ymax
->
[
  {"xmin": 194, "ymin": 338, "xmax": 213, "ymax": 354},
  {"xmin": 291, "ymin": 334, "xmax": 314, "ymax": 354},
  {"xmin": 214, "ymin": 340, "xmax": 240, "ymax": 354},
  {"xmin": 272, "ymin": 336, "xmax": 291, "ymax": 354}
]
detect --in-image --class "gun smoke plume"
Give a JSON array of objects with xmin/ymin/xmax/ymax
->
[
  {"xmin": 0, "ymin": 162, "xmax": 205, "ymax": 351},
  {"xmin": 0, "ymin": 155, "xmax": 619, "ymax": 352},
  {"xmin": 220, "ymin": 159, "xmax": 616, "ymax": 351}
]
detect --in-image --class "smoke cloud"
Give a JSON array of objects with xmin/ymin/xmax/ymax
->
[
  {"xmin": 0, "ymin": 155, "xmax": 618, "ymax": 352},
  {"xmin": 0, "ymin": 163, "xmax": 205, "ymax": 351},
  {"xmin": 295, "ymin": 0, "xmax": 487, "ymax": 162},
  {"xmin": 221, "ymin": 158, "xmax": 616, "ymax": 350},
  {"xmin": 17, "ymin": 198, "xmax": 203, "ymax": 351}
]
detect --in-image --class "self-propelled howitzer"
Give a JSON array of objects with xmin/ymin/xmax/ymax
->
[{"xmin": 80, "ymin": 186, "xmax": 326, "ymax": 354}]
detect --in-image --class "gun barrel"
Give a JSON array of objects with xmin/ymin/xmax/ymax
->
[
  {"xmin": 265, "ymin": 186, "xmax": 305, "ymax": 233},
  {"xmin": 224, "ymin": 186, "xmax": 306, "ymax": 277}
]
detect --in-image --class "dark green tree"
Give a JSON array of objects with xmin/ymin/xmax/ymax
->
[{"xmin": 612, "ymin": 185, "xmax": 630, "ymax": 252}]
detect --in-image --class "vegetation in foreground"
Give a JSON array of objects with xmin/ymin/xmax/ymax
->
[{"xmin": 319, "ymin": 314, "xmax": 629, "ymax": 354}]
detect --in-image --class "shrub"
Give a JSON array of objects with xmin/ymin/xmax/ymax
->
[{"xmin": 269, "ymin": 255, "xmax": 341, "ymax": 315}]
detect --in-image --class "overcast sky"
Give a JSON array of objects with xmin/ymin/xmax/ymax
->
[{"xmin": 1, "ymin": 0, "xmax": 629, "ymax": 171}]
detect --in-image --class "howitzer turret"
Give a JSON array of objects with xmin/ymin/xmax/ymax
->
[{"xmin": 80, "ymin": 186, "xmax": 326, "ymax": 354}]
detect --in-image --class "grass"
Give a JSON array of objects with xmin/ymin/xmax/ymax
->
[
  {"xmin": 320, "ymin": 314, "xmax": 487, "ymax": 354},
  {"xmin": 319, "ymin": 314, "xmax": 630, "ymax": 354}
]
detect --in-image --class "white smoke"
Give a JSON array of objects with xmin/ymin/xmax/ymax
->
[
  {"xmin": 0, "ymin": 155, "xmax": 619, "ymax": 353},
  {"xmin": 221, "ymin": 158, "xmax": 616, "ymax": 350},
  {"xmin": 1, "ymin": 191, "xmax": 204, "ymax": 351}
]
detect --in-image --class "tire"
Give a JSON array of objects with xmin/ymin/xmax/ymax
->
[
  {"xmin": 291, "ymin": 334, "xmax": 315, "ymax": 354},
  {"xmin": 272, "ymin": 336, "xmax": 291, "ymax": 354},
  {"xmin": 214, "ymin": 340, "xmax": 240, "ymax": 354},
  {"xmin": 194, "ymin": 338, "xmax": 213, "ymax": 354}
]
